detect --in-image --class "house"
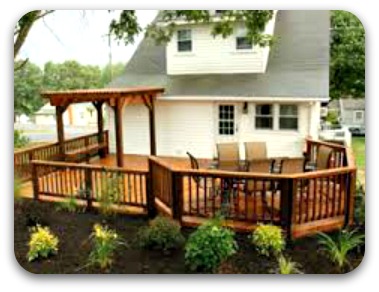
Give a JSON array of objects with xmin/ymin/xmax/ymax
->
[
  {"xmin": 329, "ymin": 98, "xmax": 365, "ymax": 136},
  {"xmin": 107, "ymin": 10, "xmax": 330, "ymax": 159},
  {"xmin": 33, "ymin": 102, "xmax": 101, "ymax": 127}
]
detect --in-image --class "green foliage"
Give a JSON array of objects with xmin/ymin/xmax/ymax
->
[
  {"xmin": 14, "ymin": 61, "xmax": 43, "ymax": 116},
  {"xmin": 354, "ymin": 183, "xmax": 365, "ymax": 227},
  {"xmin": 43, "ymin": 60, "xmax": 103, "ymax": 91},
  {"xmin": 275, "ymin": 255, "xmax": 302, "ymax": 274},
  {"xmin": 97, "ymin": 172, "xmax": 123, "ymax": 215},
  {"xmin": 317, "ymin": 229, "xmax": 365, "ymax": 270},
  {"xmin": 111, "ymin": 10, "xmax": 274, "ymax": 47},
  {"xmin": 251, "ymin": 224, "xmax": 285, "ymax": 257},
  {"xmin": 185, "ymin": 219, "xmax": 238, "ymax": 272},
  {"xmin": 136, "ymin": 216, "xmax": 185, "ymax": 251},
  {"xmin": 27, "ymin": 225, "xmax": 59, "ymax": 262},
  {"xmin": 14, "ymin": 129, "xmax": 30, "ymax": 149},
  {"xmin": 88, "ymin": 223, "xmax": 123, "ymax": 270},
  {"xmin": 55, "ymin": 195, "xmax": 83, "ymax": 213},
  {"xmin": 14, "ymin": 175, "xmax": 23, "ymax": 201},
  {"xmin": 330, "ymin": 11, "xmax": 365, "ymax": 99},
  {"xmin": 325, "ymin": 111, "xmax": 340, "ymax": 125},
  {"xmin": 100, "ymin": 62, "xmax": 125, "ymax": 86}
]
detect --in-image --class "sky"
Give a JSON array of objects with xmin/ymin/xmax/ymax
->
[{"xmin": 18, "ymin": 10, "xmax": 158, "ymax": 68}]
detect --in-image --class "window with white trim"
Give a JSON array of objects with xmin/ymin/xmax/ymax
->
[
  {"xmin": 218, "ymin": 105, "xmax": 235, "ymax": 135},
  {"xmin": 255, "ymin": 104, "xmax": 273, "ymax": 129},
  {"xmin": 236, "ymin": 27, "xmax": 252, "ymax": 50},
  {"xmin": 354, "ymin": 110, "xmax": 364, "ymax": 123},
  {"xmin": 279, "ymin": 105, "xmax": 298, "ymax": 130},
  {"xmin": 177, "ymin": 29, "xmax": 192, "ymax": 52}
]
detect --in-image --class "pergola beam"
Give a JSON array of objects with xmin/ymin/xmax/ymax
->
[{"xmin": 56, "ymin": 105, "xmax": 67, "ymax": 159}]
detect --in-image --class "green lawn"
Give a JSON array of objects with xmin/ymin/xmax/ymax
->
[{"xmin": 351, "ymin": 137, "xmax": 365, "ymax": 186}]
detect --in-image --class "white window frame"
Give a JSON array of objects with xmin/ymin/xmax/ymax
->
[
  {"xmin": 255, "ymin": 104, "xmax": 273, "ymax": 130},
  {"xmin": 279, "ymin": 104, "xmax": 299, "ymax": 131},
  {"xmin": 218, "ymin": 104, "xmax": 236, "ymax": 136},
  {"xmin": 235, "ymin": 27, "xmax": 253, "ymax": 50},
  {"xmin": 177, "ymin": 29, "xmax": 192, "ymax": 52},
  {"xmin": 353, "ymin": 110, "xmax": 364, "ymax": 123}
]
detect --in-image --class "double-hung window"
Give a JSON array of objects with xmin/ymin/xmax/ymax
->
[
  {"xmin": 255, "ymin": 104, "xmax": 273, "ymax": 129},
  {"xmin": 279, "ymin": 105, "xmax": 298, "ymax": 130},
  {"xmin": 236, "ymin": 27, "xmax": 252, "ymax": 50},
  {"xmin": 219, "ymin": 105, "xmax": 235, "ymax": 135},
  {"xmin": 177, "ymin": 29, "xmax": 192, "ymax": 52}
]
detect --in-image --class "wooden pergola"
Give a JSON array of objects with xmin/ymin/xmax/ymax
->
[{"xmin": 41, "ymin": 87, "xmax": 165, "ymax": 167}]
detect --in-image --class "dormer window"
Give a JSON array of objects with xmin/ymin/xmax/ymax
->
[
  {"xmin": 177, "ymin": 29, "xmax": 192, "ymax": 52},
  {"xmin": 236, "ymin": 27, "xmax": 252, "ymax": 50}
]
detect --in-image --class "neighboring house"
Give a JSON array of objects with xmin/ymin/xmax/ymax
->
[
  {"xmin": 108, "ymin": 10, "xmax": 330, "ymax": 159},
  {"xmin": 339, "ymin": 98, "xmax": 365, "ymax": 135},
  {"xmin": 33, "ymin": 102, "xmax": 100, "ymax": 126}
]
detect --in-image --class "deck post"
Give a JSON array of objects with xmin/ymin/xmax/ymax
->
[
  {"xmin": 148, "ymin": 95, "xmax": 156, "ymax": 156},
  {"xmin": 113, "ymin": 99, "xmax": 124, "ymax": 167},
  {"xmin": 85, "ymin": 168, "xmax": 93, "ymax": 210},
  {"xmin": 280, "ymin": 178, "xmax": 294, "ymax": 241},
  {"xmin": 345, "ymin": 170, "xmax": 356, "ymax": 226},
  {"xmin": 56, "ymin": 106, "xmax": 66, "ymax": 160},
  {"xmin": 31, "ymin": 162, "xmax": 39, "ymax": 200},
  {"xmin": 146, "ymin": 158, "xmax": 157, "ymax": 218},
  {"xmin": 171, "ymin": 172, "xmax": 183, "ymax": 222},
  {"xmin": 94, "ymin": 101, "xmax": 106, "ymax": 158}
]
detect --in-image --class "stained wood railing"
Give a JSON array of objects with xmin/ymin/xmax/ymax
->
[
  {"xmin": 148, "ymin": 141, "xmax": 357, "ymax": 239},
  {"xmin": 14, "ymin": 131, "xmax": 108, "ymax": 181},
  {"xmin": 305, "ymin": 138, "xmax": 347, "ymax": 168},
  {"xmin": 31, "ymin": 159, "xmax": 148, "ymax": 211}
]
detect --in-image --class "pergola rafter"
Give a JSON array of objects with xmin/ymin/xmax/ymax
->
[{"xmin": 41, "ymin": 87, "xmax": 165, "ymax": 167}]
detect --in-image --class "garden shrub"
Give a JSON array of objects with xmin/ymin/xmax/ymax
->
[
  {"xmin": 185, "ymin": 219, "xmax": 238, "ymax": 273},
  {"xmin": 317, "ymin": 229, "xmax": 365, "ymax": 271},
  {"xmin": 14, "ymin": 129, "xmax": 29, "ymax": 149},
  {"xmin": 136, "ymin": 216, "xmax": 185, "ymax": 251},
  {"xmin": 97, "ymin": 172, "xmax": 122, "ymax": 215},
  {"xmin": 275, "ymin": 255, "xmax": 302, "ymax": 274},
  {"xmin": 251, "ymin": 224, "xmax": 285, "ymax": 257},
  {"xmin": 354, "ymin": 183, "xmax": 365, "ymax": 228},
  {"xmin": 88, "ymin": 223, "xmax": 124, "ymax": 271},
  {"xmin": 27, "ymin": 225, "xmax": 59, "ymax": 262},
  {"xmin": 55, "ymin": 195, "xmax": 83, "ymax": 213}
]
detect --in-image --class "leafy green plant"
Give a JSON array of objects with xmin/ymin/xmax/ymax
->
[
  {"xmin": 97, "ymin": 172, "xmax": 123, "ymax": 215},
  {"xmin": 27, "ymin": 225, "xmax": 59, "ymax": 262},
  {"xmin": 14, "ymin": 129, "xmax": 29, "ymax": 149},
  {"xmin": 88, "ymin": 223, "xmax": 124, "ymax": 271},
  {"xmin": 251, "ymin": 224, "xmax": 285, "ymax": 257},
  {"xmin": 185, "ymin": 218, "xmax": 238, "ymax": 273},
  {"xmin": 55, "ymin": 195, "xmax": 83, "ymax": 213},
  {"xmin": 274, "ymin": 255, "xmax": 303, "ymax": 274},
  {"xmin": 354, "ymin": 183, "xmax": 365, "ymax": 228},
  {"xmin": 317, "ymin": 229, "xmax": 365, "ymax": 270},
  {"xmin": 136, "ymin": 216, "xmax": 185, "ymax": 251}
]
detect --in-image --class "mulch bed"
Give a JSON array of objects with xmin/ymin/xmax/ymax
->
[{"xmin": 14, "ymin": 199, "xmax": 364, "ymax": 274}]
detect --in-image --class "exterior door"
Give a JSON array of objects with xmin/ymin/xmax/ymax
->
[{"xmin": 215, "ymin": 103, "xmax": 238, "ymax": 144}]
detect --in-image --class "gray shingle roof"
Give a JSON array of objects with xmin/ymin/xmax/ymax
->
[
  {"xmin": 340, "ymin": 98, "xmax": 365, "ymax": 110},
  {"xmin": 110, "ymin": 10, "xmax": 330, "ymax": 99}
]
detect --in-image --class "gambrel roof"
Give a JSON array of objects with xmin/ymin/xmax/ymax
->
[{"xmin": 111, "ymin": 10, "xmax": 330, "ymax": 99}]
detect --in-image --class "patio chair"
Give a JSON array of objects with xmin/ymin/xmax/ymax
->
[
  {"xmin": 216, "ymin": 142, "xmax": 240, "ymax": 171},
  {"xmin": 279, "ymin": 158, "xmax": 306, "ymax": 174},
  {"xmin": 306, "ymin": 145, "xmax": 334, "ymax": 171},
  {"xmin": 244, "ymin": 142, "xmax": 267, "ymax": 161}
]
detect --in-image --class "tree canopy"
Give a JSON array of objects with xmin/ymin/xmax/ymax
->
[{"xmin": 330, "ymin": 11, "xmax": 365, "ymax": 99}]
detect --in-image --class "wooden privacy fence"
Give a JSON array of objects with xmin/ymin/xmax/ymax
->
[
  {"xmin": 31, "ymin": 160, "xmax": 149, "ymax": 212},
  {"xmin": 14, "ymin": 131, "xmax": 108, "ymax": 181}
]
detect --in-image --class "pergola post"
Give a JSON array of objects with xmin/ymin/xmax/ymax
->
[
  {"xmin": 148, "ymin": 95, "xmax": 156, "ymax": 156},
  {"xmin": 113, "ymin": 99, "xmax": 124, "ymax": 167},
  {"xmin": 93, "ymin": 101, "xmax": 105, "ymax": 158},
  {"xmin": 56, "ymin": 105, "xmax": 67, "ymax": 159}
]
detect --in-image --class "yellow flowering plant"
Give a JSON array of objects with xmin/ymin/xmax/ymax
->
[
  {"xmin": 88, "ymin": 223, "xmax": 124, "ymax": 270},
  {"xmin": 27, "ymin": 225, "xmax": 59, "ymax": 262},
  {"xmin": 251, "ymin": 224, "xmax": 285, "ymax": 257}
]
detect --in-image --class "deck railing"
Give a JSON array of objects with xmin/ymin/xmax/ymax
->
[
  {"xmin": 148, "ymin": 140, "xmax": 357, "ymax": 239},
  {"xmin": 14, "ymin": 131, "xmax": 108, "ymax": 181},
  {"xmin": 31, "ymin": 159, "xmax": 148, "ymax": 211}
]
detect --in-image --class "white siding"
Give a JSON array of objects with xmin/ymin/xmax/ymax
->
[
  {"xmin": 156, "ymin": 101, "xmax": 215, "ymax": 158},
  {"xmin": 167, "ymin": 24, "xmax": 266, "ymax": 75},
  {"xmin": 107, "ymin": 99, "xmax": 320, "ymax": 160}
]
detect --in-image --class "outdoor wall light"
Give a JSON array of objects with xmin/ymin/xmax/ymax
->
[{"xmin": 243, "ymin": 102, "xmax": 248, "ymax": 114}]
